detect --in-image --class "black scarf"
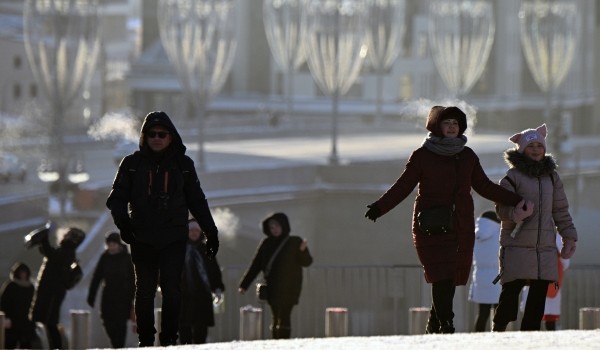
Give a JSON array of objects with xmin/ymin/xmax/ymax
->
[{"xmin": 422, "ymin": 133, "xmax": 467, "ymax": 156}]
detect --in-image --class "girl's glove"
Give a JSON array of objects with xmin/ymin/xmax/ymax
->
[{"xmin": 512, "ymin": 199, "xmax": 534, "ymax": 223}]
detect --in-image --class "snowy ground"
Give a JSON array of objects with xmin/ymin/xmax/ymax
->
[{"xmin": 101, "ymin": 330, "xmax": 600, "ymax": 350}]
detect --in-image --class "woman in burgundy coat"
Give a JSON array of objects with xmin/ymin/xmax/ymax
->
[{"xmin": 365, "ymin": 106, "xmax": 533, "ymax": 333}]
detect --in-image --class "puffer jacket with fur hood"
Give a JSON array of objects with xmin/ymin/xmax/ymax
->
[{"xmin": 496, "ymin": 150, "xmax": 577, "ymax": 284}]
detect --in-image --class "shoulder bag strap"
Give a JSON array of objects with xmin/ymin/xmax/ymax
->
[{"xmin": 264, "ymin": 236, "xmax": 290, "ymax": 278}]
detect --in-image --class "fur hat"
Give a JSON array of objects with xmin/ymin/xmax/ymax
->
[
  {"xmin": 509, "ymin": 124, "xmax": 547, "ymax": 153},
  {"xmin": 425, "ymin": 106, "xmax": 467, "ymax": 137}
]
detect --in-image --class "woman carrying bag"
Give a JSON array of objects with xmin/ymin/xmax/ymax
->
[{"xmin": 238, "ymin": 213, "xmax": 313, "ymax": 339}]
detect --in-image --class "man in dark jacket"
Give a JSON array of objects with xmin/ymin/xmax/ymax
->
[
  {"xmin": 238, "ymin": 213, "xmax": 313, "ymax": 339},
  {"xmin": 87, "ymin": 232, "xmax": 135, "ymax": 348},
  {"xmin": 106, "ymin": 111, "xmax": 219, "ymax": 346}
]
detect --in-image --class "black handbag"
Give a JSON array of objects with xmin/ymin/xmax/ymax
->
[
  {"xmin": 417, "ymin": 206, "xmax": 454, "ymax": 235},
  {"xmin": 417, "ymin": 156, "xmax": 459, "ymax": 236},
  {"xmin": 256, "ymin": 282, "xmax": 268, "ymax": 301}
]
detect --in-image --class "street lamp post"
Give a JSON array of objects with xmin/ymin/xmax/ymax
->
[
  {"xmin": 303, "ymin": 0, "xmax": 369, "ymax": 164},
  {"xmin": 263, "ymin": 0, "xmax": 308, "ymax": 118},
  {"xmin": 428, "ymin": 0, "xmax": 495, "ymax": 98},
  {"xmin": 23, "ymin": 0, "xmax": 100, "ymax": 220},
  {"xmin": 365, "ymin": 0, "xmax": 406, "ymax": 124},
  {"xmin": 158, "ymin": 0, "xmax": 237, "ymax": 172},
  {"xmin": 519, "ymin": 0, "xmax": 581, "ymax": 162}
]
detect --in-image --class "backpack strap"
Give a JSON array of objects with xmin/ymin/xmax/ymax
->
[{"xmin": 502, "ymin": 175, "xmax": 517, "ymax": 191}]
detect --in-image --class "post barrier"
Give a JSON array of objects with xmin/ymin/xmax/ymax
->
[
  {"xmin": 325, "ymin": 307, "xmax": 348, "ymax": 337},
  {"xmin": 579, "ymin": 307, "xmax": 600, "ymax": 329},
  {"xmin": 408, "ymin": 307, "xmax": 430, "ymax": 335},
  {"xmin": 70, "ymin": 310, "xmax": 90, "ymax": 349},
  {"xmin": 239, "ymin": 305, "xmax": 263, "ymax": 340}
]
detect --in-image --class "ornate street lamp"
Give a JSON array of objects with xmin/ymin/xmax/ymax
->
[
  {"xmin": 303, "ymin": 0, "xmax": 369, "ymax": 164},
  {"xmin": 24, "ymin": 0, "xmax": 99, "ymax": 219},
  {"xmin": 158, "ymin": 0, "xmax": 237, "ymax": 171},
  {"xmin": 365, "ymin": 0, "xmax": 406, "ymax": 123},
  {"xmin": 428, "ymin": 0, "xmax": 495, "ymax": 97},
  {"xmin": 519, "ymin": 0, "xmax": 581, "ymax": 158},
  {"xmin": 263, "ymin": 0, "xmax": 308, "ymax": 117}
]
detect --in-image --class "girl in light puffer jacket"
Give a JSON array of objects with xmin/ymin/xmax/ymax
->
[{"xmin": 492, "ymin": 124, "xmax": 577, "ymax": 332}]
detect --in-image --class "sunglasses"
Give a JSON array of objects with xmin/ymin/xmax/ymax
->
[{"xmin": 147, "ymin": 131, "xmax": 170, "ymax": 139}]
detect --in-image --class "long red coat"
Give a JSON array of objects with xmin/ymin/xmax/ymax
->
[{"xmin": 373, "ymin": 146, "xmax": 522, "ymax": 285}]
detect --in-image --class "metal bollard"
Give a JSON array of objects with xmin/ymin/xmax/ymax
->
[
  {"xmin": 70, "ymin": 310, "xmax": 90, "ymax": 350},
  {"xmin": 0, "ymin": 311, "xmax": 5, "ymax": 349},
  {"xmin": 325, "ymin": 307, "xmax": 348, "ymax": 337},
  {"xmin": 579, "ymin": 307, "xmax": 600, "ymax": 329},
  {"xmin": 408, "ymin": 307, "xmax": 430, "ymax": 335},
  {"xmin": 239, "ymin": 305, "xmax": 262, "ymax": 340},
  {"xmin": 154, "ymin": 308, "xmax": 162, "ymax": 346}
]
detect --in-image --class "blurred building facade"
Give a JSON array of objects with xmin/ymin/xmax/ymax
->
[
  {"xmin": 127, "ymin": 0, "xmax": 598, "ymax": 137},
  {"xmin": 0, "ymin": 0, "xmax": 598, "ymax": 137}
]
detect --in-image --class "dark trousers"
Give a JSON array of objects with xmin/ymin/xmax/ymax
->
[
  {"xmin": 474, "ymin": 303, "xmax": 497, "ymax": 332},
  {"xmin": 102, "ymin": 316, "xmax": 128, "ymax": 348},
  {"xmin": 131, "ymin": 240, "xmax": 186, "ymax": 345},
  {"xmin": 269, "ymin": 303, "xmax": 294, "ymax": 339},
  {"xmin": 493, "ymin": 279, "xmax": 549, "ymax": 331},
  {"xmin": 431, "ymin": 279, "xmax": 456, "ymax": 324},
  {"xmin": 31, "ymin": 289, "xmax": 66, "ymax": 349}
]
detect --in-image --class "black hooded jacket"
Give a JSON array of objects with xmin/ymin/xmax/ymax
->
[
  {"xmin": 239, "ymin": 213, "xmax": 313, "ymax": 305},
  {"xmin": 87, "ymin": 243, "xmax": 135, "ymax": 321},
  {"xmin": 0, "ymin": 263, "xmax": 35, "ymax": 342},
  {"xmin": 106, "ymin": 111, "xmax": 218, "ymax": 248}
]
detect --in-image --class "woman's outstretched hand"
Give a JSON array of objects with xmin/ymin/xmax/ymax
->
[{"xmin": 365, "ymin": 204, "xmax": 381, "ymax": 222}]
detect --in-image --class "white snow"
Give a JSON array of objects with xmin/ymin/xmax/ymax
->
[{"xmin": 95, "ymin": 330, "xmax": 600, "ymax": 349}]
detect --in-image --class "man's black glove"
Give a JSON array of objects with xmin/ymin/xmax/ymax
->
[
  {"xmin": 365, "ymin": 204, "xmax": 381, "ymax": 222},
  {"xmin": 117, "ymin": 220, "xmax": 135, "ymax": 244},
  {"xmin": 205, "ymin": 231, "xmax": 219, "ymax": 260}
]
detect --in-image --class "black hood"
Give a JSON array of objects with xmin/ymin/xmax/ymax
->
[
  {"xmin": 139, "ymin": 111, "xmax": 186, "ymax": 156},
  {"xmin": 261, "ymin": 212, "xmax": 291, "ymax": 237},
  {"xmin": 504, "ymin": 149, "xmax": 557, "ymax": 177},
  {"xmin": 10, "ymin": 262, "xmax": 31, "ymax": 280}
]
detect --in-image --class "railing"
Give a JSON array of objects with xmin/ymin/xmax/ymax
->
[{"xmin": 208, "ymin": 264, "xmax": 600, "ymax": 342}]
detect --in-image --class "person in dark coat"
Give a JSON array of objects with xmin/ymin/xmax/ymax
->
[
  {"xmin": 106, "ymin": 111, "xmax": 219, "ymax": 346},
  {"xmin": 87, "ymin": 232, "xmax": 135, "ymax": 348},
  {"xmin": 179, "ymin": 219, "xmax": 225, "ymax": 344},
  {"xmin": 238, "ymin": 212, "xmax": 313, "ymax": 339},
  {"xmin": 29, "ymin": 227, "xmax": 86, "ymax": 349},
  {"xmin": 0, "ymin": 262, "xmax": 36, "ymax": 349},
  {"xmin": 364, "ymin": 106, "xmax": 533, "ymax": 334}
]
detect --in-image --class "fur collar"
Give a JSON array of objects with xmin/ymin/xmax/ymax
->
[{"xmin": 504, "ymin": 149, "xmax": 557, "ymax": 177}]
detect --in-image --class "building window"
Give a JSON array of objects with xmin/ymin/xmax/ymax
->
[
  {"xmin": 14, "ymin": 56, "xmax": 22, "ymax": 69},
  {"xmin": 30, "ymin": 84, "xmax": 38, "ymax": 98}
]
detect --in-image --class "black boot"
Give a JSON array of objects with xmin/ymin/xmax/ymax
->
[
  {"xmin": 439, "ymin": 321, "xmax": 455, "ymax": 334},
  {"xmin": 425, "ymin": 315, "xmax": 440, "ymax": 334},
  {"xmin": 158, "ymin": 332, "xmax": 177, "ymax": 346},
  {"xmin": 278, "ymin": 326, "xmax": 291, "ymax": 339},
  {"xmin": 492, "ymin": 323, "xmax": 507, "ymax": 332}
]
